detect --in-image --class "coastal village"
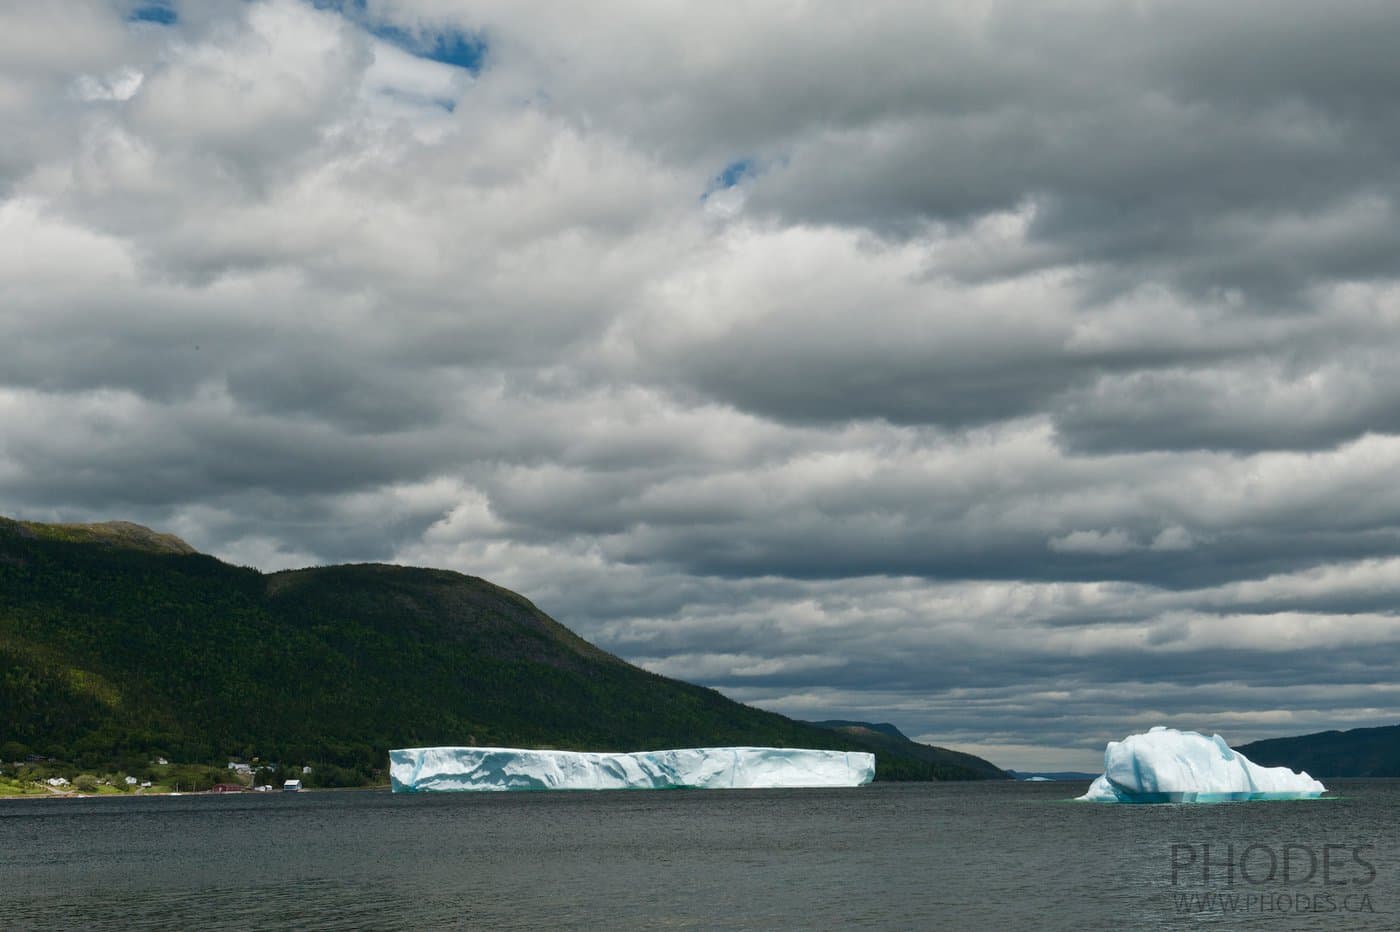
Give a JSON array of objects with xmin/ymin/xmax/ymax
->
[{"xmin": 0, "ymin": 754, "xmax": 314, "ymax": 798}]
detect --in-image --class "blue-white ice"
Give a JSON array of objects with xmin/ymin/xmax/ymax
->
[
  {"xmin": 1078, "ymin": 726, "xmax": 1326, "ymax": 803},
  {"xmin": 389, "ymin": 746, "xmax": 876, "ymax": 792}
]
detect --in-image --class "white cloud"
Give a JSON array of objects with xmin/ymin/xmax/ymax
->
[
  {"xmin": 1049, "ymin": 529, "xmax": 1137, "ymax": 555},
  {"xmin": 73, "ymin": 67, "xmax": 144, "ymax": 102}
]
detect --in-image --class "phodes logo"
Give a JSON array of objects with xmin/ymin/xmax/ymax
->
[
  {"xmin": 1170, "ymin": 843, "xmax": 1376, "ymax": 887},
  {"xmin": 1165, "ymin": 843, "xmax": 1384, "ymax": 917}
]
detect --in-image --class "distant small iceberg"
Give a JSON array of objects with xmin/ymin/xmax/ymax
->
[
  {"xmin": 1078, "ymin": 726, "xmax": 1326, "ymax": 803},
  {"xmin": 390, "ymin": 746, "xmax": 876, "ymax": 792}
]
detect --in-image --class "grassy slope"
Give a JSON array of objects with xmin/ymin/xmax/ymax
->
[{"xmin": 0, "ymin": 518, "xmax": 1003, "ymax": 781}]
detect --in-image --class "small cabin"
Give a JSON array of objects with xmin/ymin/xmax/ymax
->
[{"xmin": 282, "ymin": 779, "xmax": 302, "ymax": 792}]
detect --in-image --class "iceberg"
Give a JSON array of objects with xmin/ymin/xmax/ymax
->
[
  {"xmin": 1078, "ymin": 726, "xmax": 1326, "ymax": 802},
  {"xmin": 389, "ymin": 746, "xmax": 876, "ymax": 792}
]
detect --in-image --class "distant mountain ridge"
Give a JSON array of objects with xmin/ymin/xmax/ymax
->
[
  {"xmin": 1005, "ymin": 771, "xmax": 1099, "ymax": 782},
  {"xmin": 808, "ymin": 720, "xmax": 1009, "ymax": 780},
  {"xmin": 0, "ymin": 517, "xmax": 1005, "ymax": 782},
  {"xmin": 1237, "ymin": 724, "xmax": 1400, "ymax": 778},
  {"xmin": 809, "ymin": 720, "xmax": 911, "ymax": 741}
]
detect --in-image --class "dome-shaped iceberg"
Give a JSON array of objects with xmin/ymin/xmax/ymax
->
[{"xmin": 1078, "ymin": 726, "xmax": 1326, "ymax": 803}]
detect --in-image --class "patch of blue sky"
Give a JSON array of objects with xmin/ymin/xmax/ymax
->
[
  {"xmin": 716, "ymin": 159, "xmax": 754, "ymax": 189},
  {"xmin": 315, "ymin": 0, "xmax": 487, "ymax": 74},
  {"xmin": 702, "ymin": 159, "xmax": 759, "ymax": 201},
  {"xmin": 128, "ymin": 2, "xmax": 176, "ymax": 25},
  {"xmin": 312, "ymin": 0, "xmax": 366, "ymax": 13},
  {"xmin": 374, "ymin": 27, "xmax": 486, "ymax": 73}
]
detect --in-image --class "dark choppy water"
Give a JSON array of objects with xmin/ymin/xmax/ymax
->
[{"xmin": 2, "ymin": 780, "xmax": 1398, "ymax": 930}]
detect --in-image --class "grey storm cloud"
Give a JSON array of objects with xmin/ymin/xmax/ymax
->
[{"xmin": 5, "ymin": 0, "xmax": 1400, "ymax": 768}]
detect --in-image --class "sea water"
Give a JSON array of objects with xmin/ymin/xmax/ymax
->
[{"xmin": 2, "ymin": 780, "xmax": 1397, "ymax": 929}]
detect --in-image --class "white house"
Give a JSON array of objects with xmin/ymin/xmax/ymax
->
[{"xmin": 282, "ymin": 779, "xmax": 302, "ymax": 792}]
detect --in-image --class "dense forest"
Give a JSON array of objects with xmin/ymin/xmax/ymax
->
[{"xmin": 0, "ymin": 518, "xmax": 1006, "ymax": 785}]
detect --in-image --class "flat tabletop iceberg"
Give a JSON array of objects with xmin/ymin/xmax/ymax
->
[
  {"xmin": 390, "ymin": 746, "xmax": 876, "ymax": 792},
  {"xmin": 1078, "ymin": 726, "xmax": 1326, "ymax": 803}
]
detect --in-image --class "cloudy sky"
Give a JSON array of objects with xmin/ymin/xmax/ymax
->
[{"xmin": 6, "ymin": 0, "xmax": 1400, "ymax": 770}]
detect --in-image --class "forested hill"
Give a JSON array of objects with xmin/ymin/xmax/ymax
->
[
  {"xmin": 0, "ymin": 518, "xmax": 1005, "ymax": 782},
  {"xmin": 1237, "ymin": 725, "xmax": 1400, "ymax": 778}
]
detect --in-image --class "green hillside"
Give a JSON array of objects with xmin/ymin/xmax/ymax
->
[{"xmin": 0, "ymin": 517, "xmax": 1003, "ymax": 783}]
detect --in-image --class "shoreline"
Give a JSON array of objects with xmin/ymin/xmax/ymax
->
[{"xmin": 0, "ymin": 784, "xmax": 390, "ymax": 801}]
